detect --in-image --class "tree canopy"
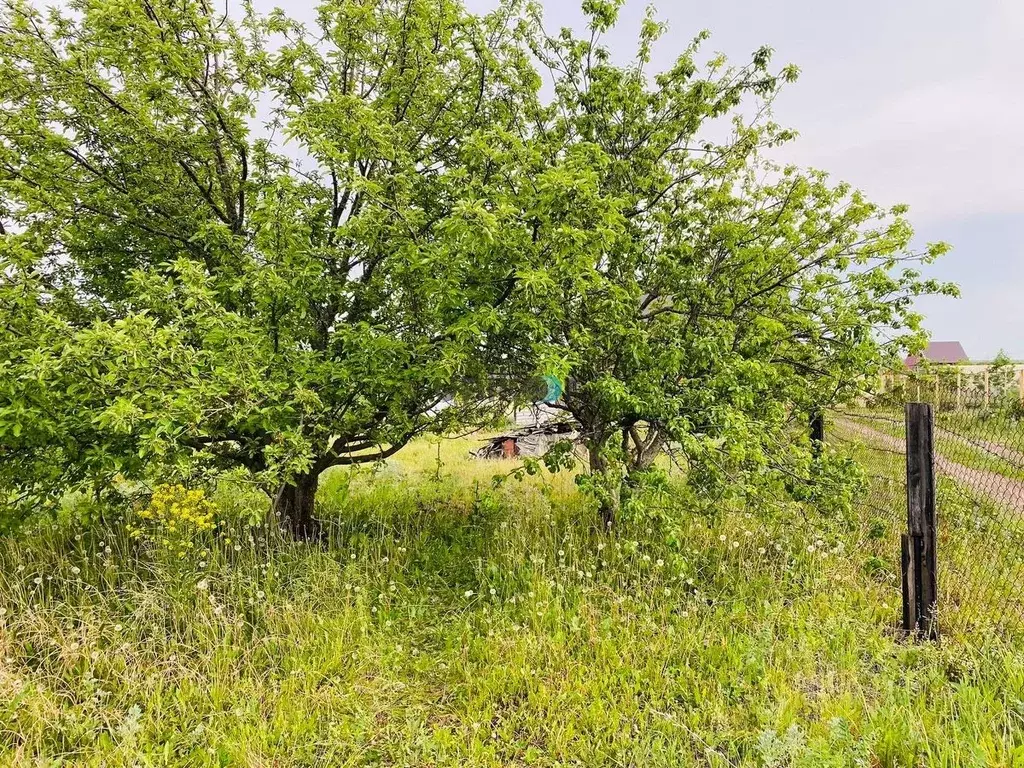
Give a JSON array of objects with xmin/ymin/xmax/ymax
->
[
  {"xmin": 0, "ymin": 0, "xmax": 956, "ymax": 535},
  {"xmin": 511, "ymin": 2, "xmax": 956, "ymax": 523},
  {"xmin": 0, "ymin": 0, "xmax": 555, "ymax": 535}
]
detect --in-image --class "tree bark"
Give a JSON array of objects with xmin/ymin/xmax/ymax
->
[
  {"xmin": 588, "ymin": 443, "xmax": 620, "ymax": 530},
  {"xmin": 274, "ymin": 471, "xmax": 321, "ymax": 541}
]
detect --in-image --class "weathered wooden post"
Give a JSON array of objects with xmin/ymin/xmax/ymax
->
[
  {"xmin": 903, "ymin": 402, "xmax": 938, "ymax": 639},
  {"xmin": 1018, "ymin": 368, "xmax": 1024, "ymax": 404},
  {"xmin": 956, "ymin": 369, "xmax": 963, "ymax": 411}
]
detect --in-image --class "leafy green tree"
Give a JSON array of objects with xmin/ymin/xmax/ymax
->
[
  {"xmin": 0, "ymin": 0, "xmax": 545, "ymax": 536},
  {"xmin": 518, "ymin": 1, "xmax": 957, "ymax": 525}
]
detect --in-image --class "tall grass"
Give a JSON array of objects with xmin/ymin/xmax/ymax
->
[{"xmin": 2, "ymin": 436, "xmax": 1023, "ymax": 766}]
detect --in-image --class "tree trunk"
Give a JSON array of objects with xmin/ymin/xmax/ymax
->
[
  {"xmin": 274, "ymin": 471, "xmax": 321, "ymax": 541},
  {"xmin": 588, "ymin": 443, "xmax": 621, "ymax": 530}
]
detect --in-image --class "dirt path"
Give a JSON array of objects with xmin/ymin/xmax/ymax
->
[
  {"xmin": 835, "ymin": 418, "xmax": 1024, "ymax": 511},
  {"xmin": 934, "ymin": 426, "xmax": 1024, "ymax": 468}
]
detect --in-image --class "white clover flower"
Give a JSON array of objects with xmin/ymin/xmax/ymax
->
[
  {"xmin": 256, "ymin": 590, "xmax": 265, "ymax": 600},
  {"xmin": 731, "ymin": 541, "xmax": 739, "ymax": 549},
  {"xmin": 197, "ymin": 579, "xmax": 209, "ymax": 591},
  {"xmin": 758, "ymin": 548, "xmax": 767, "ymax": 555},
  {"xmin": 114, "ymin": 624, "xmax": 123, "ymax": 632},
  {"xmin": 33, "ymin": 577, "xmax": 42, "ymax": 585},
  {"xmin": 71, "ymin": 566, "xmax": 81, "ymax": 575},
  {"xmin": 719, "ymin": 535, "xmax": 727, "ymax": 542},
  {"xmin": 233, "ymin": 545, "xmax": 241, "ymax": 552},
  {"xmin": 489, "ymin": 588, "xmax": 497, "ymax": 596},
  {"xmin": 464, "ymin": 590, "xmax": 474, "ymax": 598},
  {"xmin": 655, "ymin": 559, "xmax": 664, "ymax": 567}
]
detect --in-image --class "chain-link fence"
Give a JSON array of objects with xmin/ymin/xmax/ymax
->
[{"xmin": 831, "ymin": 372, "xmax": 1024, "ymax": 640}]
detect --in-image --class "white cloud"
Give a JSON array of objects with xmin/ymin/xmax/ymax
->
[
  {"xmin": 776, "ymin": 74, "xmax": 1024, "ymax": 221},
  {"xmin": 771, "ymin": 0, "xmax": 1024, "ymax": 222}
]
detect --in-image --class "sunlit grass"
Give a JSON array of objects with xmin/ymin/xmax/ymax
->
[{"xmin": 2, "ymin": 434, "xmax": 1024, "ymax": 765}]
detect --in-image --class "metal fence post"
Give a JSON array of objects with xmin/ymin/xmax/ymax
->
[{"xmin": 903, "ymin": 402, "xmax": 938, "ymax": 639}]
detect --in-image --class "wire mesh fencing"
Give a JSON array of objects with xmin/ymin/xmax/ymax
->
[{"xmin": 831, "ymin": 371, "xmax": 1024, "ymax": 641}]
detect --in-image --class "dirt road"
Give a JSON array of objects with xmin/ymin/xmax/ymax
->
[
  {"xmin": 835, "ymin": 417, "xmax": 1024, "ymax": 510},
  {"xmin": 935, "ymin": 426, "xmax": 1024, "ymax": 468}
]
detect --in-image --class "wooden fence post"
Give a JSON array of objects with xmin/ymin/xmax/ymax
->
[
  {"xmin": 904, "ymin": 402, "xmax": 938, "ymax": 639},
  {"xmin": 956, "ymin": 370, "xmax": 963, "ymax": 410},
  {"xmin": 1018, "ymin": 368, "xmax": 1024, "ymax": 404},
  {"xmin": 901, "ymin": 533, "xmax": 916, "ymax": 632}
]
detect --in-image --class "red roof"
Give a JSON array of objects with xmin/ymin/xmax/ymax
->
[{"xmin": 905, "ymin": 341, "xmax": 969, "ymax": 368}]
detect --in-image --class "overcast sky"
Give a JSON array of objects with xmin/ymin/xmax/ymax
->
[{"xmin": 259, "ymin": 0, "xmax": 1024, "ymax": 360}]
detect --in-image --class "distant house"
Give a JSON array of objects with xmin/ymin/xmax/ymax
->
[{"xmin": 904, "ymin": 341, "xmax": 969, "ymax": 369}]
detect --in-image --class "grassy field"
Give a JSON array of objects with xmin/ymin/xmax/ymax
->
[{"xmin": 3, "ymin": 436, "xmax": 1024, "ymax": 766}]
